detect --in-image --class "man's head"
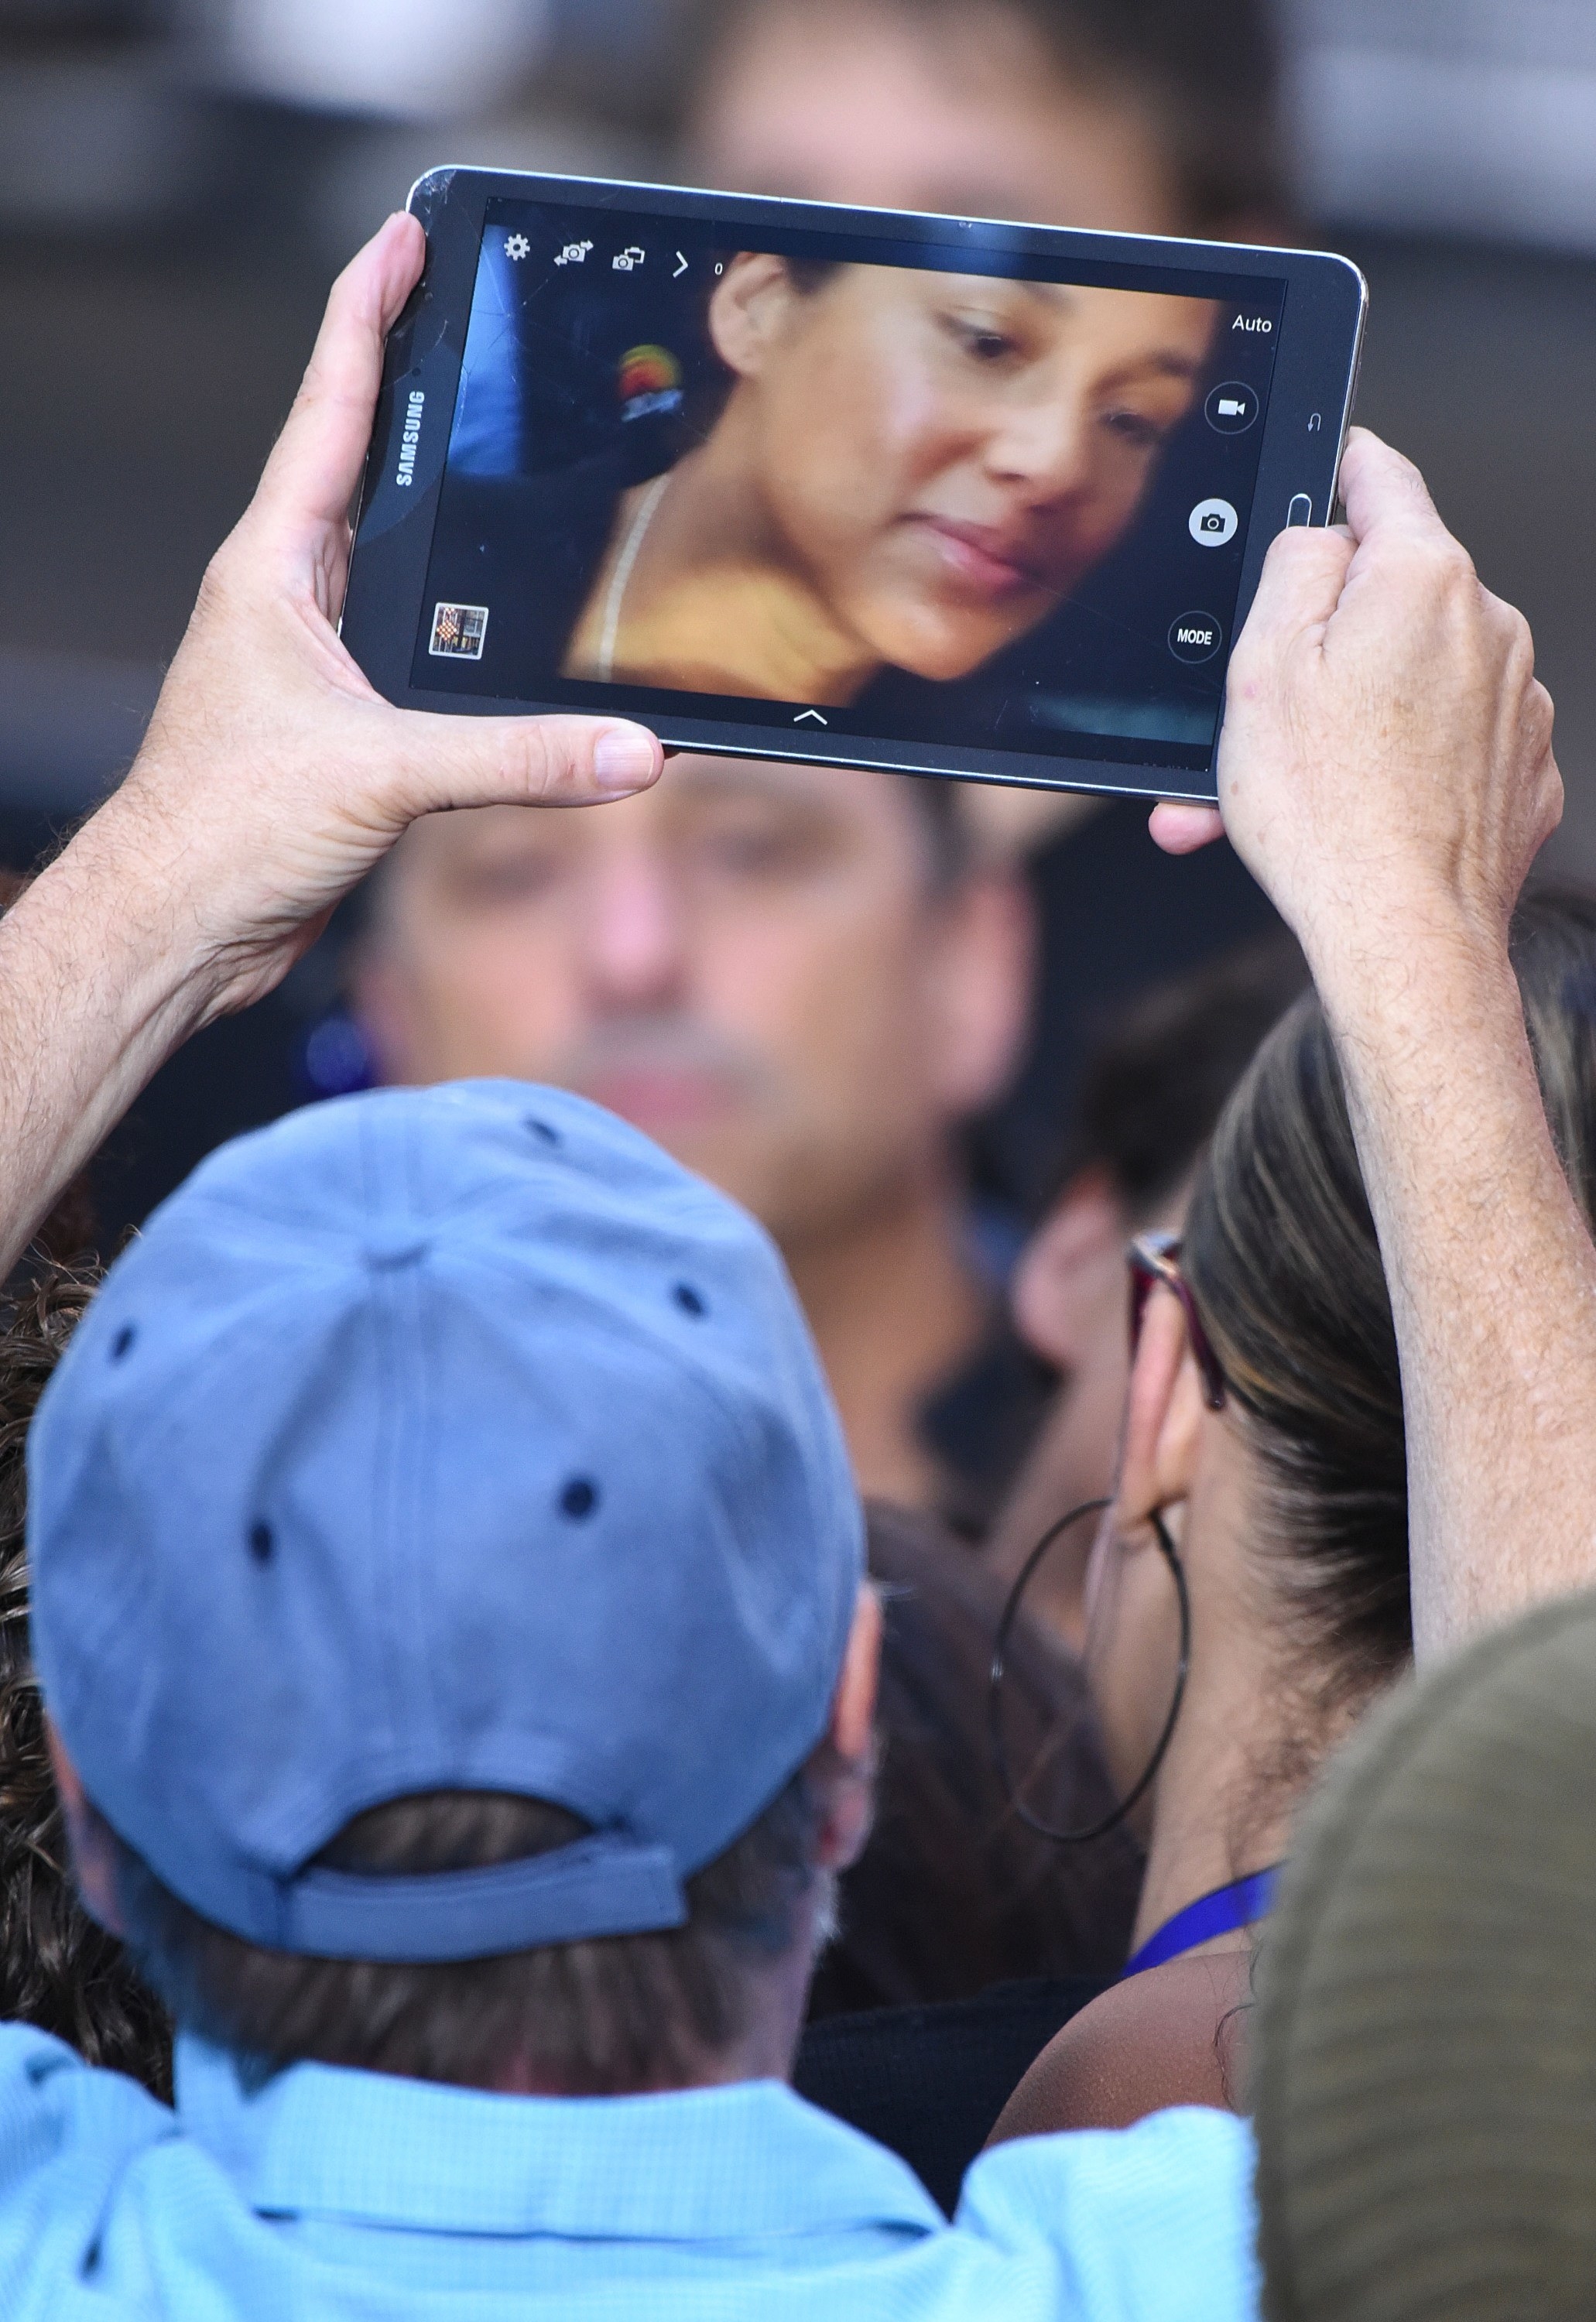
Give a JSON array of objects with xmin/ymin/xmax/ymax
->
[
  {"xmin": 29, "ymin": 1084, "xmax": 879, "ymax": 2091},
  {"xmin": 681, "ymin": 0, "xmax": 1284, "ymax": 237},
  {"xmin": 1015, "ymin": 930, "xmax": 1310, "ymax": 1385},
  {"xmin": 352, "ymin": 761, "xmax": 1031, "ymax": 1258}
]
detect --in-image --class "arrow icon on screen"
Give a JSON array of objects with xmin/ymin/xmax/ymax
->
[
  {"xmin": 673, "ymin": 251, "xmax": 689, "ymax": 278},
  {"xmin": 793, "ymin": 709, "xmax": 828, "ymax": 725}
]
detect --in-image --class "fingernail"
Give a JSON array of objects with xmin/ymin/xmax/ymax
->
[{"xmin": 593, "ymin": 728, "xmax": 658, "ymax": 793}]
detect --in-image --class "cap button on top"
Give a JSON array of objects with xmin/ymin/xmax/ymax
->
[{"xmin": 364, "ymin": 1233, "xmax": 431, "ymax": 1272}]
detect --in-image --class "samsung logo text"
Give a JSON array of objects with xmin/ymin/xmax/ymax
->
[{"xmin": 396, "ymin": 390, "xmax": 426, "ymax": 486}]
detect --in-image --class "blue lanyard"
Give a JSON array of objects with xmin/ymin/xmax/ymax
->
[{"xmin": 1122, "ymin": 1863, "xmax": 1283, "ymax": 1978}]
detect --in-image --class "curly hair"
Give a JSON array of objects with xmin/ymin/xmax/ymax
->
[{"xmin": 0, "ymin": 1260, "xmax": 173, "ymax": 2101}]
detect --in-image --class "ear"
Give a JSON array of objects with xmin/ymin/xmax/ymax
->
[
  {"xmin": 814, "ymin": 1584, "xmax": 883, "ymax": 1872},
  {"xmin": 926, "ymin": 870, "xmax": 1036, "ymax": 1116},
  {"xmin": 46, "ymin": 1719, "xmax": 125, "ymax": 1937},
  {"xmin": 1115, "ymin": 1283, "xmax": 1206, "ymax": 1535},
  {"xmin": 1011, "ymin": 1166, "xmax": 1125, "ymax": 1368},
  {"xmin": 707, "ymin": 251, "xmax": 804, "ymax": 381}
]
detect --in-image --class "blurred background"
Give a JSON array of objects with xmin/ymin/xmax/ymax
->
[{"xmin": 2, "ymin": 0, "xmax": 1594, "ymax": 1239}]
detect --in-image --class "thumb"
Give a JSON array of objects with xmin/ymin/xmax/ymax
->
[
  {"xmin": 1335, "ymin": 426, "xmax": 1453, "ymax": 556},
  {"xmin": 390, "ymin": 710, "xmax": 664, "ymax": 816}
]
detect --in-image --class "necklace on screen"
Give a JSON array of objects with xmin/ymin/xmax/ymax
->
[{"xmin": 597, "ymin": 470, "xmax": 674, "ymax": 682}]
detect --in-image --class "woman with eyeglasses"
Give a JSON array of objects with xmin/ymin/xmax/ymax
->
[{"xmin": 985, "ymin": 885, "xmax": 1596, "ymax": 2139}]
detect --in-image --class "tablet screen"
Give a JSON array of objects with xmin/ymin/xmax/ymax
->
[{"xmin": 411, "ymin": 194, "xmax": 1286, "ymax": 775}]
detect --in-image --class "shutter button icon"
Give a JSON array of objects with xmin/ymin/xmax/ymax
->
[{"xmin": 1189, "ymin": 498, "xmax": 1239, "ymax": 546}]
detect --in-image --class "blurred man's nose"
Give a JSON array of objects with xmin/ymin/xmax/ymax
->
[{"xmin": 581, "ymin": 844, "xmax": 690, "ymax": 1009}]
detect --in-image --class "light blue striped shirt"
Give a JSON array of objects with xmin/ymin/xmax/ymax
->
[{"xmin": 0, "ymin": 2023, "xmax": 1259, "ymax": 2320}]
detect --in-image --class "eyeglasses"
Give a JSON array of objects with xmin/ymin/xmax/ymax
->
[{"xmin": 1128, "ymin": 1231, "xmax": 1227, "ymax": 1412}]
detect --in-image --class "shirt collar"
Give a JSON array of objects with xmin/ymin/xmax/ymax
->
[{"xmin": 176, "ymin": 2034, "xmax": 944, "ymax": 2243}]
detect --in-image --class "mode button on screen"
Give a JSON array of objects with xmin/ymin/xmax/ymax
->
[{"xmin": 1169, "ymin": 613, "xmax": 1224, "ymax": 664}]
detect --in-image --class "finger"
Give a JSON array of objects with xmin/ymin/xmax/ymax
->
[
  {"xmin": 1539, "ymin": 744, "xmax": 1566, "ymax": 844},
  {"xmin": 1149, "ymin": 802, "xmax": 1226, "ymax": 855},
  {"xmin": 252, "ymin": 214, "xmax": 426, "ymax": 536},
  {"xmin": 396, "ymin": 711, "xmax": 664, "ymax": 813},
  {"xmin": 1233, "ymin": 522, "xmax": 1358, "ymax": 660},
  {"xmin": 1336, "ymin": 428, "xmax": 1454, "ymax": 554}
]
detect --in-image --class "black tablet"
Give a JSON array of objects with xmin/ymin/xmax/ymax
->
[{"xmin": 341, "ymin": 170, "xmax": 1366, "ymax": 802}]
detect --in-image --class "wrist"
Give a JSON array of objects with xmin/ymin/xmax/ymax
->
[
  {"xmin": 1296, "ymin": 884, "xmax": 1515, "ymax": 1046},
  {"xmin": 0, "ymin": 800, "xmax": 221, "ymax": 1280},
  {"xmin": 25, "ymin": 777, "xmax": 228, "ymax": 1046},
  {"xmin": 1313, "ymin": 905, "xmax": 1546, "ymax": 1254}
]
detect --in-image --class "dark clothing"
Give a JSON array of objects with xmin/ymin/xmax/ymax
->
[
  {"xmin": 795, "ymin": 1975, "xmax": 1114, "ymax": 2217},
  {"xmin": 810, "ymin": 1507, "xmax": 1142, "ymax": 2019},
  {"xmin": 796, "ymin": 1510, "xmax": 1140, "ymax": 2214}
]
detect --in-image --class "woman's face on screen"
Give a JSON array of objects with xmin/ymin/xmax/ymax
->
[{"xmin": 711, "ymin": 258, "xmax": 1218, "ymax": 683}]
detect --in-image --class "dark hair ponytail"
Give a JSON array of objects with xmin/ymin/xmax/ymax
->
[{"xmin": 1182, "ymin": 886, "xmax": 1596, "ymax": 1714}]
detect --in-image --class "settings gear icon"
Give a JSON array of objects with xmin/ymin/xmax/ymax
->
[{"xmin": 503, "ymin": 233, "xmax": 531, "ymax": 262}]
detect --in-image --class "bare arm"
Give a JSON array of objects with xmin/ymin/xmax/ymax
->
[
  {"xmin": 1170, "ymin": 432, "xmax": 1582, "ymax": 1656},
  {"xmin": 0, "ymin": 214, "xmax": 662, "ymax": 1276},
  {"xmin": 1328, "ymin": 930, "xmax": 1596, "ymax": 1655}
]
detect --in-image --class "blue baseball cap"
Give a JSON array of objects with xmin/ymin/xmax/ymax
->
[{"xmin": 29, "ymin": 1082, "xmax": 863, "ymax": 1963}]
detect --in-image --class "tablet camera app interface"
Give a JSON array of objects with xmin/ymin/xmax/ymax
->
[{"xmin": 414, "ymin": 198, "xmax": 1286, "ymax": 775}]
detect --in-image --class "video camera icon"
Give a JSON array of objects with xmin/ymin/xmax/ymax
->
[
  {"xmin": 1204, "ymin": 381, "xmax": 1259, "ymax": 434},
  {"xmin": 1189, "ymin": 498, "xmax": 1239, "ymax": 547}
]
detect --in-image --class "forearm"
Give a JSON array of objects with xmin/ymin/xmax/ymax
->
[
  {"xmin": 0, "ymin": 793, "xmax": 221, "ymax": 1277},
  {"xmin": 0, "ymin": 215, "xmax": 663, "ymax": 1283},
  {"xmin": 1318, "ymin": 914, "xmax": 1596, "ymax": 1657}
]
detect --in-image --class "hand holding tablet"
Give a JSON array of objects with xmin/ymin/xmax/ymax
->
[{"xmin": 341, "ymin": 172, "xmax": 1366, "ymax": 803}]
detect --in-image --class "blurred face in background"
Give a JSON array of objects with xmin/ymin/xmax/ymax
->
[
  {"xmin": 354, "ymin": 759, "xmax": 1030, "ymax": 1249},
  {"xmin": 986, "ymin": 1168, "xmax": 1188, "ymax": 1647},
  {"xmin": 687, "ymin": 0, "xmax": 1188, "ymax": 233},
  {"xmin": 1012, "ymin": 1171, "xmax": 1145, "ymax": 1505},
  {"xmin": 1019, "ymin": 1170, "xmax": 1191, "ymax": 1462}
]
